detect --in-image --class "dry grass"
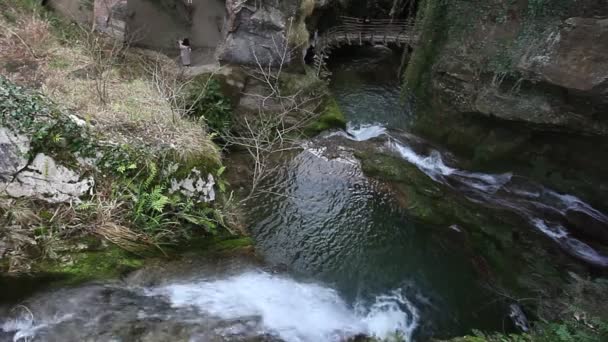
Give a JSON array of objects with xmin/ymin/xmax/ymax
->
[
  {"xmin": 0, "ymin": 3, "xmax": 220, "ymax": 165},
  {"xmin": 0, "ymin": 183, "xmax": 157, "ymax": 273},
  {"xmin": 0, "ymin": 2, "xmax": 222, "ymax": 266},
  {"xmin": 0, "ymin": 7, "xmax": 52, "ymax": 86}
]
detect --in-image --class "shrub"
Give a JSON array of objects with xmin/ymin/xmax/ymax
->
[{"xmin": 185, "ymin": 78, "xmax": 232, "ymax": 134}]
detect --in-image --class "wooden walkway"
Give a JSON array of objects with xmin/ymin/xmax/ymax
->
[
  {"xmin": 313, "ymin": 16, "xmax": 419, "ymax": 53},
  {"xmin": 312, "ymin": 16, "xmax": 419, "ymax": 74}
]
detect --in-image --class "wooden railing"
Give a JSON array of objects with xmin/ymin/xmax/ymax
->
[{"xmin": 314, "ymin": 16, "xmax": 419, "ymax": 53}]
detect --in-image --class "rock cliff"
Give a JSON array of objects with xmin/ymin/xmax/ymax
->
[{"xmin": 406, "ymin": 0, "xmax": 608, "ymax": 136}]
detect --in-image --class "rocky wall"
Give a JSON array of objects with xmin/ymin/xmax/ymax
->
[{"xmin": 406, "ymin": 0, "xmax": 608, "ymax": 136}]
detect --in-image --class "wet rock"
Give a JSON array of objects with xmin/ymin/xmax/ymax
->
[
  {"xmin": 4, "ymin": 153, "xmax": 94, "ymax": 203},
  {"xmin": 169, "ymin": 169, "xmax": 216, "ymax": 203},
  {"xmin": 0, "ymin": 127, "xmax": 30, "ymax": 187},
  {"xmin": 509, "ymin": 303, "xmax": 530, "ymax": 332},
  {"xmin": 565, "ymin": 209, "xmax": 608, "ymax": 244}
]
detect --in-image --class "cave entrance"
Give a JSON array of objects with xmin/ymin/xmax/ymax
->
[{"xmin": 126, "ymin": 0, "xmax": 226, "ymax": 64}]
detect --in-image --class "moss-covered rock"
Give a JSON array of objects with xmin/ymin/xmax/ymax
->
[
  {"xmin": 305, "ymin": 96, "xmax": 347, "ymax": 135},
  {"xmin": 33, "ymin": 246, "xmax": 145, "ymax": 285},
  {"xmin": 353, "ymin": 148, "xmax": 579, "ymax": 309}
]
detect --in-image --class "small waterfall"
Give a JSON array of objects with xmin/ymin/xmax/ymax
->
[
  {"xmin": 385, "ymin": 136, "xmax": 608, "ymax": 267},
  {"xmin": 326, "ymin": 123, "xmax": 388, "ymax": 142},
  {"xmin": 1, "ymin": 271, "xmax": 419, "ymax": 342},
  {"xmin": 146, "ymin": 271, "xmax": 419, "ymax": 342},
  {"xmin": 327, "ymin": 122, "xmax": 608, "ymax": 267}
]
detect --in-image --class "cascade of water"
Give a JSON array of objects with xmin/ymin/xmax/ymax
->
[
  {"xmin": 385, "ymin": 135, "xmax": 608, "ymax": 267},
  {"xmin": 327, "ymin": 122, "xmax": 608, "ymax": 267},
  {"xmin": 1, "ymin": 272, "xmax": 419, "ymax": 342},
  {"xmin": 146, "ymin": 271, "xmax": 419, "ymax": 342}
]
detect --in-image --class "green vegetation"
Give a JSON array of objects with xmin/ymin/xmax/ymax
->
[
  {"xmin": 448, "ymin": 317, "xmax": 608, "ymax": 342},
  {"xmin": 186, "ymin": 77, "xmax": 232, "ymax": 134},
  {"xmin": 183, "ymin": 235, "xmax": 254, "ymax": 255},
  {"xmin": 0, "ymin": 76, "xmax": 96, "ymax": 166},
  {"xmin": 402, "ymin": 0, "xmax": 447, "ymax": 100},
  {"xmin": 1, "ymin": 75, "xmax": 227, "ymax": 243},
  {"xmin": 305, "ymin": 97, "xmax": 346, "ymax": 135},
  {"xmin": 34, "ymin": 246, "xmax": 144, "ymax": 284},
  {"xmin": 117, "ymin": 160, "xmax": 225, "ymax": 243},
  {"xmin": 0, "ymin": 0, "xmax": 244, "ymax": 278}
]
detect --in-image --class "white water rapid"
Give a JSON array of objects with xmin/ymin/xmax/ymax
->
[
  {"xmin": 0, "ymin": 270, "xmax": 419, "ymax": 342},
  {"xmin": 145, "ymin": 270, "xmax": 419, "ymax": 342}
]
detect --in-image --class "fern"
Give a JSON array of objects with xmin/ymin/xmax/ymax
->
[
  {"xmin": 148, "ymin": 186, "xmax": 170, "ymax": 213},
  {"xmin": 142, "ymin": 162, "xmax": 157, "ymax": 190},
  {"xmin": 117, "ymin": 159, "xmax": 224, "ymax": 242}
]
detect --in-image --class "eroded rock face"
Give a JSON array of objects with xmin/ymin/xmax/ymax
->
[
  {"xmin": 518, "ymin": 17, "xmax": 608, "ymax": 96},
  {"xmin": 423, "ymin": 1, "xmax": 608, "ymax": 136},
  {"xmin": 219, "ymin": 0, "xmax": 311, "ymax": 66},
  {"xmin": 4, "ymin": 153, "xmax": 94, "ymax": 204},
  {"xmin": 1, "ymin": 127, "xmax": 93, "ymax": 203},
  {"xmin": 220, "ymin": 3, "xmax": 289, "ymax": 66}
]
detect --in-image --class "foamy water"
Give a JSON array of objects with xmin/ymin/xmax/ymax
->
[
  {"xmin": 1, "ymin": 312, "xmax": 74, "ymax": 342},
  {"xmin": 0, "ymin": 271, "xmax": 419, "ymax": 342},
  {"xmin": 326, "ymin": 123, "xmax": 388, "ymax": 142},
  {"xmin": 146, "ymin": 271, "xmax": 419, "ymax": 342},
  {"xmin": 386, "ymin": 137, "xmax": 608, "ymax": 267}
]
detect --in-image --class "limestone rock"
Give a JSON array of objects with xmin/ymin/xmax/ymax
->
[
  {"xmin": 169, "ymin": 169, "xmax": 216, "ymax": 203},
  {"xmin": 5, "ymin": 153, "xmax": 94, "ymax": 203},
  {"xmin": 219, "ymin": 4, "xmax": 289, "ymax": 66},
  {"xmin": 0, "ymin": 127, "xmax": 30, "ymax": 187},
  {"xmin": 429, "ymin": 16, "xmax": 608, "ymax": 135}
]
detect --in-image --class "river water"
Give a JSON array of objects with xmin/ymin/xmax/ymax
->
[{"xmin": 2, "ymin": 47, "xmax": 608, "ymax": 342}]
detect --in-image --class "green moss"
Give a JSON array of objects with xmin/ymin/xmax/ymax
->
[
  {"xmin": 167, "ymin": 149, "xmax": 222, "ymax": 180},
  {"xmin": 279, "ymin": 68, "xmax": 326, "ymax": 96},
  {"xmin": 205, "ymin": 236, "xmax": 254, "ymax": 253},
  {"xmin": 402, "ymin": 0, "xmax": 448, "ymax": 101},
  {"xmin": 179, "ymin": 235, "xmax": 254, "ymax": 255},
  {"xmin": 356, "ymin": 151, "xmax": 439, "ymax": 190},
  {"xmin": 305, "ymin": 97, "xmax": 347, "ymax": 135},
  {"xmin": 34, "ymin": 246, "xmax": 144, "ymax": 285}
]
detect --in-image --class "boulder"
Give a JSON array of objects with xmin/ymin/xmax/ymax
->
[
  {"xmin": 0, "ymin": 127, "xmax": 30, "ymax": 187},
  {"xmin": 219, "ymin": 4, "xmax": 289, "ymax": 66},
  {"xmin": 4, "ymin": 153, "xmax": 94, "ymax": 203}
]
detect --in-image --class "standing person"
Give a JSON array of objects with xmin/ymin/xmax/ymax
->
[{"xmin": 179, "ymin": 38, "xmax": 191, "ymax": 67}]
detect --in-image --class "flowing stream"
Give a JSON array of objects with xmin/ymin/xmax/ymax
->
[{"xmin": 2, "ymin": 47, "xmax": 608, "ymax": 342}]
